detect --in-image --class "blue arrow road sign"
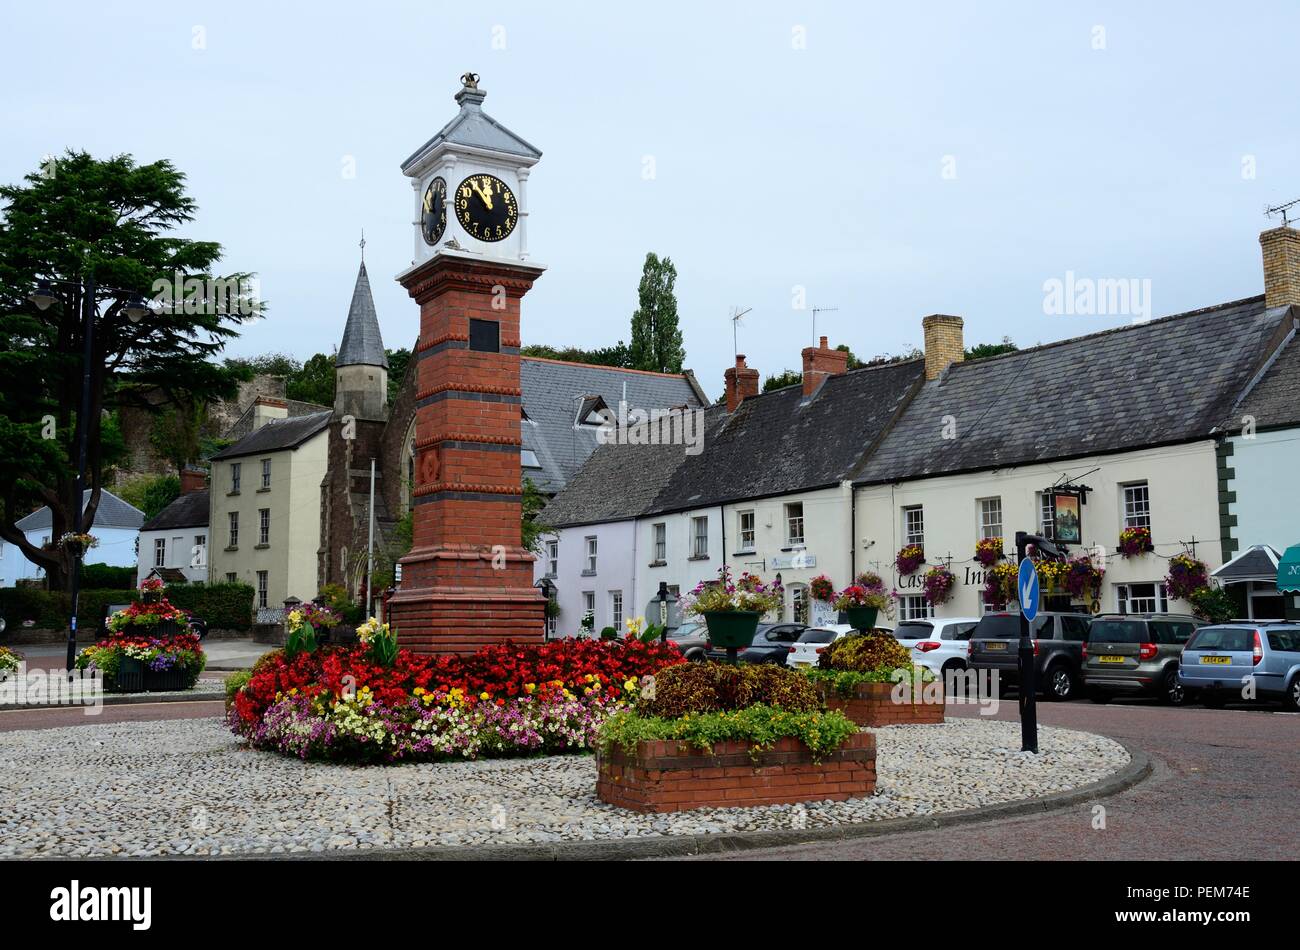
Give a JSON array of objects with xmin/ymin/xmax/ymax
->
[{"xmin": 1018, "ymin": 557, "xmax": 1039, "ymax": 622}]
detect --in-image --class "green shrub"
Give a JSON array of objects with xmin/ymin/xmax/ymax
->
[
  {"xmin": 80, "ymin": 563, "xmax": 137, "ymax": 589},
  {"xmin": 805, "ymin": 665, "xmax": 934, "ymax": 695},
  {"xmin": 599, "ymin": 626, "xmax": 618, "ymax": 640},
  {"xmin": 643, "ymin": 662, "xmax": 819, "ymax": 718},
  {"xmin": 1, "ymin": 581, "xmax": 254, "ymax": 633},
  {"xmin": 224, "ymin": 669, "xmax": 252, "ymax": 701},
  {"xmin": 599, "ymin": 704, "xmax": 858, "ymax": 763},
  {"xmin": 1190, "ymin": 586, "xmax": 1234, "ymax": 624},
  {"xmin": 819, "ymin": 631, "xmax": 914, "ymax": 675}
]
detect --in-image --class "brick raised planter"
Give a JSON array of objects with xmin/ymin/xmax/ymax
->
[
  {"xmin": 596, "ymin": 732, "xmax": 876, "ymax": 813},
  {"xmin": 816, "ymin": 680, "xmax": 945, "ymax": 727}
]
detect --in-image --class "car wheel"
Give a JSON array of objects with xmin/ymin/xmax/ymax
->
[
  {"xmin": 1160, "ymin": 667, "xmax": 1185, "ymax": 706},
  {"xmin": 1088, "ymin": 689, "xmax": 1111, "ymax": 704},
  {"xmin": 1045, "ymin": 664, "xmax": 1074, "ymax": 701},
  {"xmin": 1286, "ymin": 676, "xmax": 1300, "ymax": 712}
]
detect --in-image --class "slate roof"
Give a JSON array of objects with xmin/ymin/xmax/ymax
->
[
  {"xmin": 140, "ymin": 489, "xmax": 210, "ymax": 532},
  {"xmin": 210, "ymin": 411, "xmax": 332, "ymax": 461},
  {"xmin": 1212, "ymin": 544, "xmax": 1281, "ymax": 583},
  {"xmin": 223, "ymin": 397, "xmax": 331, "ymax": 442},
  {"xmin": 336, "ymin": 262, "xmax": 388, "ymax": 369},
  {"xmin": 1230, "ymin": 310, "xmax": 1300, "ymax": 431},
  {"xmin": 16, "ymin": 489, "xmax": 144, "ymax": 531},
  {"xmin": 520, "ymin": 358, "xmax": 707, "ymax": 495},
  {"xmin": 646, "ymin": 359, "xmax": 925, "ymax": 515},
  {"xmin": 855, "ymin": 297, "xmax": 1283, "ymax": 485},
  {"xmin": 401, "ymin": 83, "xmax": 542, "ymax": 174}
]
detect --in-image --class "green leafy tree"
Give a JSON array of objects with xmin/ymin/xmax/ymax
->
[
  {"xmin": 385, "ymin": 347, "xmax": 411, "ymax": 404},
  {"xmin": 286, "ymin": 352, "xmax": 334, "ymax": 406},
  {"xmin": 521, "ymin": 477, "xmax": 547, "ymax": 554},
  {"xmin": 116, "ymin": 473, "xmax": 181, "ymax": 520},
  {"xmin": 520, "ymin": 342, "xmax": 631, "ymax": 369},
  {"xmin": 224, "ymin": 352, "xmax": 300, "ymax": 377},
  {"xmin": 0, "ymin": 151, "xmax": 256, "ymax": 590},
  {"xmin": 629, "ymin": 253, "xmax": 684, "ymax": 373},
  {"xmin": 762, "ymin": 369, "xmax": 803, "ymax": 393},
  {"xmin": 965, "ymin": 336, "xmax": 1018, "ymax": 361},
  {"xmin": 149, "ymin": 393, "xmax": 207, "ymax": 477}
]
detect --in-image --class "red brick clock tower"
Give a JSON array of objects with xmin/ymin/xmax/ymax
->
[{"xmin": 388, "ymin": 73, "xmax": 546, "ymax": 654}]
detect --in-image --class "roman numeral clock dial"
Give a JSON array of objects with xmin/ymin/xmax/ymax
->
[{"xmin": 455, "ymin": 173, "xmax": 518, "ymax": 243}]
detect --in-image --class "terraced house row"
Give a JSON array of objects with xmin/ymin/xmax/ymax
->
[{"xmin": 536, "ymin": 226, "xmax": 1300, "ymax": 632}]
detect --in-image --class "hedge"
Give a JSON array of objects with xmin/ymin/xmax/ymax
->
[
  {"xmin": 0, "ymin": 581, "xmax": 254, "ymax": 633},
  {"xmin": 80, "ymin": 563, "xmax": 138, "ymax": 589}
]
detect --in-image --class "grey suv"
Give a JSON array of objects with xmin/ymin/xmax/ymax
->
[
  {"xmin": 1081, "ymin": 613, "xmax": 1203, "ymax": 705},
  {"xmin": 968, "ymin": 611, "xmax": 1092, "ymax": 700}
]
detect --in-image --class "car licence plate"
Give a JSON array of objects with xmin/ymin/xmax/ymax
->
[
  {"xmin": 984, "ymin": 642, "xmax": 1007, "ymax": 651},
  {"xmin": 1200, "ymin": 655, "xmax": 1231, "ymax": 664},
  {"xmin": 1099, "ymin": 655, "xmax": 1124, "ymax": 663}
]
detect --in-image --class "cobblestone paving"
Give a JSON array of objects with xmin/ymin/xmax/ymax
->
[{"xmin": 0, "ymin": 716, "xmax": 1127, "ymax": 857}]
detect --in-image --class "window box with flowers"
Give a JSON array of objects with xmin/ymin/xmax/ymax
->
[
  {"xmin": 894, "ymin": 545, "xmax": 925, "ymax": 576},
  {"xmin": 1119, "ymin": 526, "xmax": 1154, "ymax": 558}
]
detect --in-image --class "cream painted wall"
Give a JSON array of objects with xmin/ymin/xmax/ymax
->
[
  {"xmin": 854, "ymin": 440, "xmax": 1224, "ymax": 618},
  {"xmin": 208, "ymin": 431, "xmax": 329, "ymax": 607}
]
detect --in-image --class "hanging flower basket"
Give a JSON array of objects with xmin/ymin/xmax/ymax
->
[
  {"xmin": 56, "ymin": 532, "xmax": 99, "ymax": 557},
  {"xmin": 1063, "ymin": 555, "xmax": 1105, "ymax": 601},
  {"xmin": 809, "ymin": 575, "xmax": 835, "ymax": 603},
  {"xmin": 921, "ymin": 566, "xmax": 955, "ymax": 605},
  {"xmin": 974, "ymin": 537, "xmax": 1003, "ymax": 567},
  {"xmin": 1165, "ymin": 554, "xmax": 1209, "ymax": 601},
  {"xmin": 855, "ymin": 572, "xmax": 885, "ymax": 593},
  {"xmin": 894, "ymin": 545, "xmax": 925, "ymax": 576},
  {"xmin": 1118, "ymin": 526, "xmax": 1154, "ymax": 558}
]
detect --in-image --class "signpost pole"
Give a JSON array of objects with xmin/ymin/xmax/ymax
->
[{"xmin": 1015, "ymin": 531, "xmax": 1039, "ymax": 754}]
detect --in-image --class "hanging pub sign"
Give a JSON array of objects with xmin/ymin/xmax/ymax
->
[{"xmin": 1050, "ymin": 491, "xmax": 1083, "ymax": 545}]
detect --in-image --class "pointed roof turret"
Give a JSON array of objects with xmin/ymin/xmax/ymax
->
[{"xmin": 337, "ymin": 260, "xmax": 388, "ymax": 368}]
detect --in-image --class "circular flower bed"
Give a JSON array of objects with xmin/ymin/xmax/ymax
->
[
  {"xmin": 0, "ymin": 646, "xmax": 22, "ymax": 682},
  {"xmin": 228, "ymin": 636, "xmax": 685, "ymax": 764}
]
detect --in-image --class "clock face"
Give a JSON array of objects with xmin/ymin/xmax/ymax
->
[
  {"xmin": 455, "ymin": 173, "xmax": 518, "ymax": 243},
  {"xmin": 421, "ymin": 177, "xmax": 447, "ymax": 245}
]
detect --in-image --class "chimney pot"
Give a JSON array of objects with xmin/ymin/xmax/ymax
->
[
  {"xmin": 1260, "ymin": 226, "xmax": 1300, "ymax": 309},
  {"xmin": 251, "ymin": 395, "xmax": 289, "ymax": 430},
  {"xmin": 724, "ymin": 354, "xmax": 760, "ymax": 412},
  {"xmin": 179, "ymin": 468, "xmax": 206, "ymax": 494},
  {"xmin": 921, "ymin": 314, "xmax": 965, "ymax": 381},
  {"xmin": 801, "ymin": 337, "xmax": 850, "ymax": 397}
]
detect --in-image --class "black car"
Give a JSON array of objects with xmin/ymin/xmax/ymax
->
[
  {"xmin": 968, "ymin": 610, "xmax": 1091, "ymax": 700},
  {"xmin": 667, "ymin": 620, "xmax": 709, "ymax": 661},
  {"xmin": 704, "ymin": 622, "xmax": 807, "ymax": 664}
]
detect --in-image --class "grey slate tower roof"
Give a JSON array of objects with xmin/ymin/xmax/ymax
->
[
  {"xmin": 401, "ymin": 75, "xmax": 542, "ymax": 174},
  {"xmin": 336, "ymin": 262, "xmax": 388, "ymax": 369}
]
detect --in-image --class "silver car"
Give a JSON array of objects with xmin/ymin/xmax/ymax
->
[{"xmin": 1179, "ymin": 621, "xmax": 1300, "ymax": 709}]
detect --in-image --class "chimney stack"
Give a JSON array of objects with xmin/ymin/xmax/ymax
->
[
  {"xmin": 179, "ymin": 467, "xmax": 206, "ymax": 494},
  {"xmin": 801, "ymin": 336, "xmax": 850, "ymax": 398},
  {"xmin": 921, "ymin": 314, "xmax": 964, "ymax": 381},
  {"xmin": 1260, "ymin": 226, "xmax": 1300, "ymax": 309},
  {"xmin": 251, "ymin": 395, "xmax": 289, "ymax": 431},
  {"xmin": 724, "ymin": 354, "xmax": 760, "ymax": 412}
]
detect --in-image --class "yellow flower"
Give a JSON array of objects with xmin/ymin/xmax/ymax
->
[
  {"xmin": 624, "ymin": 679, "xmax": 637, "ymax": 692},
  {"xmin": 524, "ymin": 683, "xmax": 535, "ymax": 693},
  {"xmin": 480, "ymin": 691, "xmax": 490, "ymax": 701}
]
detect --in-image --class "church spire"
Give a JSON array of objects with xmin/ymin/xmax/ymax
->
[{"xmin": 337, "ymin": 255, "xmax": 388, "ymax": 369}]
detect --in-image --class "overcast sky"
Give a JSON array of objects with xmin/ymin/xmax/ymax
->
[{"xmin": 5, "ymin": 1, "xmax": 1298, "ymax": 396}]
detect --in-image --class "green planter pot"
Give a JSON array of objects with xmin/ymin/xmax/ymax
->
[
  {"xmin": 845, "ymin": 606, "xmax": 879, "ymax": 632},
  {"xmin": 702, "ymin": 611, "xmax": 761, "ymax": 650}
]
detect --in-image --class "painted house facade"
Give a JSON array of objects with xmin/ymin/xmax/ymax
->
[
  {"xmin": 539, "ymin": 226, "xmax": 1300, "ymax": 630},
  {"xmin": 2, "ymin": 489, "xmax": 144, "ymax": 586},
  {"xmin": 135, "ymin": 470, "xmax": 210, "ymax": 586}
]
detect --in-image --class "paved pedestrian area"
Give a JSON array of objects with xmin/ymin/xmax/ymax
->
[{"xmin": 0, "ymin": 716, "xmax": 1127, "ymax": 857}]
